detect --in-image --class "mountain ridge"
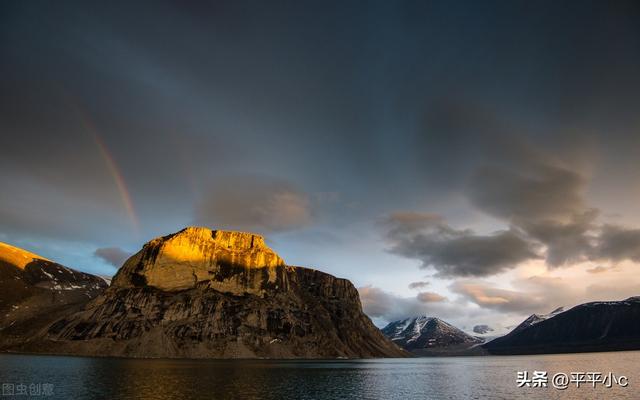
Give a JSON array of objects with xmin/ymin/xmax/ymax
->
[
  {"xmin": 0, "ymin": 241, "xmax": 108, "ymax": 349},
  {"xmin": 484, "ymin": 297, "xmax": 640, "ymax": 354}
]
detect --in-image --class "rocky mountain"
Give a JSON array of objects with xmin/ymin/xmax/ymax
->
[
  {"xmin": 381, "ymin": 316, "xmax": 482, "ymax": 355},
  {"xmin": 0, "ymin": 242, "xmax": 108, "ymax": 348},
  {"xmin": 484, "ymin": 297, "xmax": 640, "ymax": 355},
  {"xmin": 3, "ymin": 227, "xmax": 406, "ymax": 359}
]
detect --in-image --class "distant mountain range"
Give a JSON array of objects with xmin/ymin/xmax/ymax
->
[
  {"xmin": 484, "ymin": 297, "xmax": 640, "ymax": 355},
  {"xmin": 382, "ymin": 297, "xmax": 640, "ymax": 356},
  {"xmin": 381, "ymin": 316, "xmax": 483, "ymax": 355}
]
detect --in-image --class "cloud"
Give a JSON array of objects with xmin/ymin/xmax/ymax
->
[
  {"xmin": 586, "ymin": 265, "xmax": 612, "ymax": 274},
  {"xmin": 450, "ymin": 282, "xmax": 533, "ymax": 313},
  {"xmin": 381, "ymin": 128, "xmax": 640, "ymax": 273},
  {"xmin": 382, "ymin": 212, "xmax": 540, "ymax": 277},
  {"xmin": 358, "ymin": 285, "xmax": 448, "ymax": 321},
  {"xmin": 462, "ymin": 134, "xmax": 604, "ymax": 267},
  {"xmin": 357, "ymin": 285, "xmax": 419, "ymax": 321},
  {"xmin": 94, "ymin": 247, "xmax": 131, "ymax": 267},
  {"xmin": 385, "ymin": 131, "xmax": 640, "ymax": 270},
  {"xmin": 468, "ymin": 162, "xmax": 588, "ymax": 222},
  {"xmin": 473, "ymin": 324, "xmax": 493, "ymax": 334},
  {"xmin": 463, "ymin": 149, "xmax": 640, "ymax": 267},
  {"xmin": 450, "ymin": 276, "xmax": 582, "ymax": 315},
  {"xmin": 408, "ymin": 281, "xmax": 430, "ymax": 290},
  {"xmin": 417, "ymin": 291, "xmax": 447, "ymax": 302},
  {"xmin": 592, "ymin": 224, "xmax": 640, "ymax": 263},
  {"xmin": 358, "ymin": 285, "xmax": 497, "ymax": 328},
  {"xmin": 518, "ymin": 210, "xmax": 598, "ymax": 266},
  {"xmin": 450, "ymin": 272, "xmax": 640, "ymax": 321},
  {"xmin": 195, "ymin": 175, "xmax": 312, "ymax": 234}
]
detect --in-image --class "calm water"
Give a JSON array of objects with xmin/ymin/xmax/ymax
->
[{"xmin": 0, "ymin": 351, "xmax": 638, "ymax": 399}]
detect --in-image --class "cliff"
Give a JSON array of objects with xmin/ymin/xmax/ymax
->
[{"xmin": 7, "ymin": 227, "xmax": 406, "ymax": 359}]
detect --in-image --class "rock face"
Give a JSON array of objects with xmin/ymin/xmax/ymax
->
[
  {"xmin": 9, "ymin": 227, "xmax": 406, "ymax": 359},
  {"xmin": 112, "ymin": 228, "xmax": 286, "ymax": 292},
  {"xmin": 484, "ymin": 298, "xmax": 640, "ymax": 355},
  {"xmin": 0, "ymin": 242, "xmax": 107, "ymax": 349},
  {"xmin": 381, "ymin": 316, "xmax": 482, "ymax": 355}
]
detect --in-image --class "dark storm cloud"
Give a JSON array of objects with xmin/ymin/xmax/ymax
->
[
  {"xmin": 593, "ymin": 225, "xmax": 640, "ymax": 263},
  {"xmin": 386, "ymin": 134, "xmax": 640, "ymax": 271},
  {"xmin": 412, "ymin": 95, "xmax": 640, "ymax": 269},
  {"xmin": 408, "ymin": 93, "xmax": 610, "ymax": 268},
  {"xmin": 459, "ymin": 128, "xmax": 603, "ymax": 267},
  {"xmin": 94, "ymin": 247, "xmax": 131, "ymax": 268},
  {"xmin": 382, "ymin": 212, "xmax": 540, "ymax": 277},
  {"xmin": 468, "ymin": 163, "xmax": 588, "ymax": 222},
  {"xmin": 517, "ymin": 210, "xmax": 598, "ymax": 267},
  {"xmin": 461, "ymin": 127, "xmax": 640, "ymax": 267},
  {"xmin": 195, "ymin": 176, "xmax": 312, "ymax": 234}
]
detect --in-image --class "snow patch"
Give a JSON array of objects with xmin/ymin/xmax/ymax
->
[{"xmin": 41, "ymin": 270, "xmax": 55, "ymax": 280}]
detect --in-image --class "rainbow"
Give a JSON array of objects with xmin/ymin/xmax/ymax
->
[{"xmin": 68, "ymin": 102, "xmax": 140, "ymax": 234}]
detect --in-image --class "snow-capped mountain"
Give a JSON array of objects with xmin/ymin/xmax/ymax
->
[
  {"xmin": 381, "ymin": 316, "xmax": 482, "ymax": 353},
  {"xmin": 0, "ymin": 242, "xmax": 108, "ymax": 339},
  {"xmin": 510, "ymin": 306, "xmax": 565, "ymax": 335}
]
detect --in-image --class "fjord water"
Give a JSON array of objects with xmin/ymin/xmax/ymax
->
[{"xmin": 0, "ymin": 352, "xmax": 637, "ymax": 399}]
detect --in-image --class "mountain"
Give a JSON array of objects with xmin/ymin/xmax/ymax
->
[
  {"xmin": 381, "ymin": 316, "xmax": 482, "ymax": 355},
  {"xmin": 0, "ymin": 242, "xmax": 108, "ymax": 348},
  {"xmin": 509, "ymin": 307, "xmax": 565, "ymax": 335},
  {"xmin": 3, "ymin": 227, "xmax": 406, "ymax": 359},
  {"xmin": 484, "ymin": 297, "xmax": 640, "ymax": 355}
]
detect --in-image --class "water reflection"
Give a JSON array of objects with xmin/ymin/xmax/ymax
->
[{"xmin": 0, "ymin": 351, "xmax": 637, "ymax": 399}]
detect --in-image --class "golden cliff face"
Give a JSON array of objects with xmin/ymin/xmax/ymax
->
[
  {"xmin": 0, "ymin": 242, "xmax": 51, "ymax": 269},
  {"xmin": 112, "ymin": 227, "xmax": 286, "ymax": 292}
]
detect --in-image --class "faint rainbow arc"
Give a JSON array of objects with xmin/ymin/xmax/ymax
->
[{"xmin": 75, "ymin": 109, "xmax": 141, "ymax": 234}]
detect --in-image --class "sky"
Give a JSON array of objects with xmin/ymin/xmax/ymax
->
[{"xmin": 2, "ymin": 0, "xmax": 640, "ymax": 332}]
